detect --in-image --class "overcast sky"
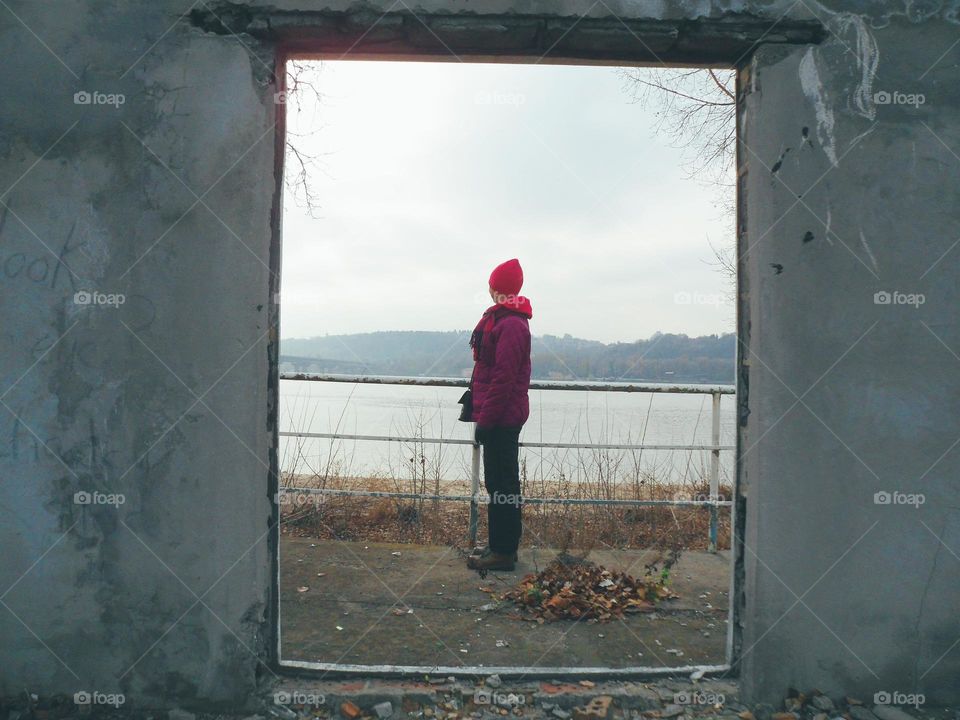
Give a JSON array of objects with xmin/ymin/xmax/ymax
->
[{"xmin": 280, "ymin": 60, "xmax": 735, "ymax": 345}]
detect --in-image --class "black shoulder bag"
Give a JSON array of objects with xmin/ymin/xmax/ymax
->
[{"xmin": 457, "ymin": 365, "xmax": 476, "ymax": 422}]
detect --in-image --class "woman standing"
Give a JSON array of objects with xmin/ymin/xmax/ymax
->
[{"xmin": 466, "ymin": 258, "xmax": 533, "ymax": 572}]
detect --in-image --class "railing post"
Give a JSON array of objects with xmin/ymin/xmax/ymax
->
[
  {"xmin": 469, "ymin": 424, "xmax": 480, "ymax": 548},
  {"xmin": 708, "ymin": 391, "xmax": 721, "ymax": 553}
]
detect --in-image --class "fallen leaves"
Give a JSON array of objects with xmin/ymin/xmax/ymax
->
[
  {"xmin": 340, "ymin": 701, "xmax": 362, "ymax": 719},
  {"xmin": 501, "ymin": 558, "xmax": 677, "ymax": 623},
  {"xmin": 540, "ymin": 682, "xmax": 582, "ymax": 694}
]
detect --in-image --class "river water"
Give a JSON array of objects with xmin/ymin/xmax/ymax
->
[{"xmin": 279, "ymin": 379, "xmax": 736, "ymax": 488}]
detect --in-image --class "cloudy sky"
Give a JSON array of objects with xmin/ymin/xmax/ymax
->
[{"xmin": 280, "ymin": 60, "xmax": 735, "ymax": 345}]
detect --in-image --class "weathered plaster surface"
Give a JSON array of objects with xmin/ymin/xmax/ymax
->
[
  {"xmin": 1, "ymin": 2, "xmax": 276, "ymax": 708},
  {"xmin": 739, "ymin": 21, "xmax": 960, "ymax": 702},
  {"xmin": 1, "ymin": 0, "xmax": 958, "ymax": 709}
]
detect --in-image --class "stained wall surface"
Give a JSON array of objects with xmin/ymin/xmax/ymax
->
[{"xmin": 0, "ymin": 0, "xmax": 957, "ymax": 708}]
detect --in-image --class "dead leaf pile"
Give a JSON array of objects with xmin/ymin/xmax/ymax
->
[{"xmin": 501, "ymin": 560, "xmax": 677, "ymax": 623}]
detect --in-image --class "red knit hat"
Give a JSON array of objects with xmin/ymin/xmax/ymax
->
[{"xmin": 489, "ymin": 258, "xmax": 524, "ymax": 296}]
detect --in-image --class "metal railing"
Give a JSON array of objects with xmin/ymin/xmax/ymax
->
[{"xmin": 278, "ymin": 372, "xmax": 735, "ymax": 551}]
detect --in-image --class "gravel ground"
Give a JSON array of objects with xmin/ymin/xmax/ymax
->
[{"xmin": 3, "ymin": 679, "xmax": 954, "ymax": 720}]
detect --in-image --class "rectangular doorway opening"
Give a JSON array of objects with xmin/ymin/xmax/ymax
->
[{"xmin": 273, "ymin": 57, "xmax": 738, "ymax": 677}]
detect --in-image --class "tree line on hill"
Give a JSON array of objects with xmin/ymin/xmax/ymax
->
[{"xmin": 280, "ymin": 330, "xmax": 735, "ymax": 384}]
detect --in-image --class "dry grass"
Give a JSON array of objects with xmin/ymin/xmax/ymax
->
[{"xmin": 278, "ymin": 471, "xmax": 731, "ymax": 553}]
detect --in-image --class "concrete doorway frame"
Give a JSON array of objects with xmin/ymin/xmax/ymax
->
[{"xmin": 224, "ymin": 1, "xmax": 828, "ymax": 680}]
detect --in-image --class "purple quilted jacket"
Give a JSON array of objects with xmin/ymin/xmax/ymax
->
[{"xmin": 471, "ymin": 310, "xmax": 532, "ymax": 428}]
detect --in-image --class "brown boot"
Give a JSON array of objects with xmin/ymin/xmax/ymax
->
[
  {"xmin": 470, "ymin": 546, "xmax": 518, "ymax": 562},
  {"xmin": 467, "ymin": 551, "xmax": 516, "ymax": 571}
]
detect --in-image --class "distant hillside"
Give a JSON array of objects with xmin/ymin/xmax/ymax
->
[{"xmin": 280, "ymin": 331, "xmax": 735, "ymax": 384}]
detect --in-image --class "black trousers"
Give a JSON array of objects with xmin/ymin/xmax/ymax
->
[{"xmin": 481, "ymin": 426, "xmax": 523, "ymax": 554}]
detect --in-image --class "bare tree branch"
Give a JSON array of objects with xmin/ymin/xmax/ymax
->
[
  {"xmin": 708, "ymin": 69, "xmax": 736, "ymax": 101},
  {"xmin": 283, "ymin": 60, "xmax": 327, "ymax": 218},
  {"xmin": 619, "ymin": 67, "xmax": 737, "ymax": 297},
  {"xmin": 617, "ymin": 67, "xmax": 736, "ymax": 202}
]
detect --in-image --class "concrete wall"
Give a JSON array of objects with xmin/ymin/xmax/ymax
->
[
  {"xmin": 0, "ymin": 0, "xmax": 957, "ymax": 709},
  {"xmin": 0, "ymin": 1, "xmax": 277, "ymax": 707},
  {"xmin": 738, "ymin": 20, "xmax": 960, "ymax": 703}
]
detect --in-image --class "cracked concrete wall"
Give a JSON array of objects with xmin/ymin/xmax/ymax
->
[
  {"xmin": 0, "ymin": 0, "xmax": 958, "ymax": 709},
  {"xmin": 0, "ymin": 1, "xmax": 277, "ymax": 709},
  {"xmin": 738, "ymin": 19, "xmax": 960, "ymax": 704}
]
